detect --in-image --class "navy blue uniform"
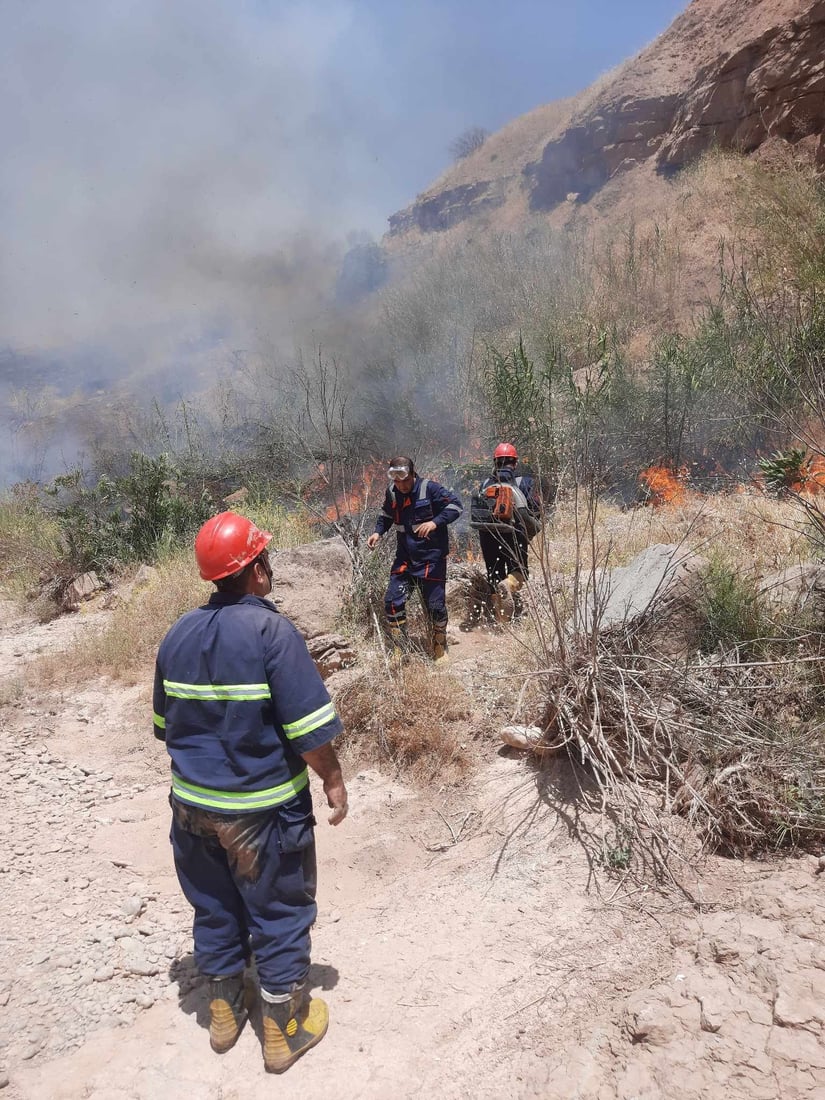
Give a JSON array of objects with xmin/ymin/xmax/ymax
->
[
  {"xmin": 373, "ymin": 476, "xmax": 462, "ymax": 627},
  {"xmin": 478, "ymin": 469, "xmax": 540, "ymax": 587},
  {"xmin": 154, "ymin": 592, "xmax": 342, "ymax": 992}
]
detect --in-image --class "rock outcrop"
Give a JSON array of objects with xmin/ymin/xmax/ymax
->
[
  {"xmin": 388, "ymin": 0, "xmax": 825, "ymax": 240},
  {"xmin": 524, "ymin": 94, "xmax": 681, "ymax": 210},
  {"xmin": 658, "ymin": 0, "xmax": 825, "ymax": 171},
  {"xmin": 388, "ymin": 180, "xmax": 507, "ymax": 236}
]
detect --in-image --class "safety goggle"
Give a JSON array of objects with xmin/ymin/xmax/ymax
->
[{"xmin": 388, "ymin": 465, "xmax": 410, "ymax": 480}]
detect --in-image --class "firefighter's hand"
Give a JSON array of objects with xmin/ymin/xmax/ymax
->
[
  {"xmin": 414, "ymin": 521, "xmax": 437, "ymax": 539},
  {"xmin": 301, "ymin": 743, "xmax": 348, "ymax": 825},
  {"xmin": 324, "ymin": 775, "xmax": 349, "ymax": 826},
  {"xmin": 367, "ymin": 532, "xmax": 380, "ymax": 550}
]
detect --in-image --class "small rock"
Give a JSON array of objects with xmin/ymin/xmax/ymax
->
[
  {"xmin": 20, "ymin": 1032, "xmax": 46, "ymax": 1060},
  {"xmin": 500, "ymin": 725, "xmax": 543, "ymax": 751},
  {"xmin": 94, "ymin": 966, "xmax": 115, "ymax": 983},
  {"xmin": 710, "ymin": 934, "xmax": 742, "ymax": 964},
  {"xmin": 136, "ymin": 993, "xmax": 156, "ymax": 1009},
  {"xmin": 125, "ymin": 958, "xmax": 161, "ymax": 978},
  {"xmin": 623, "ymin": 994, "xmax": 680, "ymax": 1047},
  {"xmin": 121, "ymin": 897, "xmax": 144, "ymax": 918},
  {"xmin": 699, "ymin": 996, "xmax": 724, "ymax": 1033}
]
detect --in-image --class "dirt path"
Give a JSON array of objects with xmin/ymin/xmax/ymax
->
[{"xmin": 1, "ymin": 600, "xmax": 824, "ymax": 1099}]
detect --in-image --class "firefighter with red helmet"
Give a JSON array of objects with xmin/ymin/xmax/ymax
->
[
  {"xmin": 153, "ymin": 511, "xmax": 348, "ymax": 1073},
  {"xmin": 473, "ymin": 444, "xmax": 541, "ymax": 623}
]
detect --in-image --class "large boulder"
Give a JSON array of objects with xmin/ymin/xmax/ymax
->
[
  {"xmin": 64, "ymin": 571, "xmax": 105, "ymax": 610},
  {"xmin": 273, "ymin": 537, "xmax": 352, "ymax": 639},
  {"xmin": 579, "ymin": 543, "xmax": 707, "ymax": 657},
  {"xmin": 759, "ymin": 562, "xmax": 825, "ymax": 619}
]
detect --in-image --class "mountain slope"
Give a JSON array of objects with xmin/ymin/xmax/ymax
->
[{"xmin": 387, "ymin": 0, "xmax": 824, "ymax": 243}]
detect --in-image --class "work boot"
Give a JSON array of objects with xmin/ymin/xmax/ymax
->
[
  {"xmin": 208, "ymin": 973, "xmax": 248, "ymax": 1053},
  {"xmin": 495, "ymin": 580, "xmax": 515, "ymax": 624},
  {"xmin": 432, "ymin": 621, "xmax": 448, "ymax": 663},
  {"xmin": 385, "ymin": 620, "xmax": 408, "ymax": 657},
  {"xmin": 495, "ymin": 574, "xmax": 523, "ymax": 625},
  {"xmin": 508, "ymin": 572, "xmax": 526, "ymax": 620},
  {"xmin": 261, "ymin": 986, "xmax": 329, "ymax": 1073}
]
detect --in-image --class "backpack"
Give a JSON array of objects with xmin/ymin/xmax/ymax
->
[{"xmin": 470, "ymin": 478, "xmax": 541, "ymax": 539}]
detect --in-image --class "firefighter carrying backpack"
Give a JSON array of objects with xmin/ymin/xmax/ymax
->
[{"xmin": 470, "ymin": 478, "xmax": 541, "ymax": 539}]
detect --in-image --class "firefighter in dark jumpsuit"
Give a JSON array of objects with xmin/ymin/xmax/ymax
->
[
  {"xmin": 367, "ymin": 455, "xmax": 463, "ymax": 661},
  {"xmin": 153, "ymin": 511, "xmax": 348, "ymax": 1073},
  {"xmin": 478, "ymin": 443, "xmax": 541, "ymax": 622}
]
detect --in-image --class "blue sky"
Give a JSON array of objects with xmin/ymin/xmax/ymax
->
[{"xmin": 1, "ymin": 0, "xmax": 686, "ymax": 354}]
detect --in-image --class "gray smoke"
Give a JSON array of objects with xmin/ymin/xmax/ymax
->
[{"xmin": 0, "ymin": 0, "xmax": 401, "ymax": 480}]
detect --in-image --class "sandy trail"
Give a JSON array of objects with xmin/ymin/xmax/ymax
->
[{"xmin": 1, "ymin": 596, "xmax": 823, "ymax": 1099}]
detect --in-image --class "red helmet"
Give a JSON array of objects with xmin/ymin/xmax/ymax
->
[
  {"xmin": 194, "ymin": 512, "xmax": 272, "ymax": 581},
  {"xmin": 494, "ymin": 442, "xmax": 518, "ymax": 462}
]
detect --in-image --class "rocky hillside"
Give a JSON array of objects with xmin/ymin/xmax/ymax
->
[{"xmin": 387, "ymin": 0, "xmax": 825, "ymax": 242}]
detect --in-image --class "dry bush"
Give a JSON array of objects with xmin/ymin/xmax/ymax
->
[
  {"xmin": 534, "ymin": 621, "xmax": 825, "ymax": 858},
  {"xmin": 449, "ymin": 126, "xmax": 490, "ymax": 161},
  {"xmin": 333, "ymin": 654, "xmax": 475, "ymax": 785},
  {"xmin": 516, "ymin": 487, "xmax": 825, "ymax": 873},
  {"xmin": 237, "ymin": 500, "xmax": 316, "ymax": 549}
]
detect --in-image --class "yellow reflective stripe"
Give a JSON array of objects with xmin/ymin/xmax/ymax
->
[
  {"xmin": 283, "ymin": 701, "xmax": 337, "ymax": 740},
  {"xmin": 163, "ymin": 680, "xmax": 271, "ymax": 701},
  {"xmin": 171, "ymin": 768, "xmax": 308, "ymax": 810},
  {"xmin": 153, "ymin": 711, "xmax": 166, "ymax": 729}
]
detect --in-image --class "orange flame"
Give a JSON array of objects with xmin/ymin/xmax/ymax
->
[
  {"xmin": 321, "ymin": 461, "xmax": 386, "ymax": 522},
  {"xmin": 791, "ymin": 456, "xmax": 825, "ymax": 495},
  {"xmin": 639, "ymin": 464, "xmax": 688, "ymax": 508},
  {"xmin": 450, "ymin": 436, "xmax": 487, "ymax": 464}
]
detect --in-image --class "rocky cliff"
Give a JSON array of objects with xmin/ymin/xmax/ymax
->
[{"xmin": 388, "ymin": 0, "xmax": 825, "ymax": 240}]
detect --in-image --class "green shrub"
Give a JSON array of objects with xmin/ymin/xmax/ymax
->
[
  {"xmin": 758, "ymin": 448, "xmax": 809, "ymax": 494},
  {"xmin": 45, "ymin": 453, "xmax": 213, "ymax": 573},
  {"xmin": 696, "ymin": 557, "xmax": 771, "ymax": 656}
]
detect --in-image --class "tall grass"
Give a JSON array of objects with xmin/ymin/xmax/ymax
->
[
  {"xmin": 36, "ymin": 550, "xmax": 210, "ymax": 685},
  {"xmin": 0, "ymin": 484, "xmax": 64, "ymax": 599}
]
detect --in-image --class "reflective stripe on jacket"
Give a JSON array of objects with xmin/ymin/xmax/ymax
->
[
  {"xmin": 373, "ymin": 476, "xmax": 463, "ymax": 579},
  {"xmin": 153, "ymin": 593, "xmax": 342, "ymax": 812}
]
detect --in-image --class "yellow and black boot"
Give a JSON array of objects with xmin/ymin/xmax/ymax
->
[
  {"xmin": 208, "ymin": 973, "xmax": 248, "ymax": 1053},
  {"xmin": 261, "ymin": 986, "xmax": 329, "ymax": 1073}
]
